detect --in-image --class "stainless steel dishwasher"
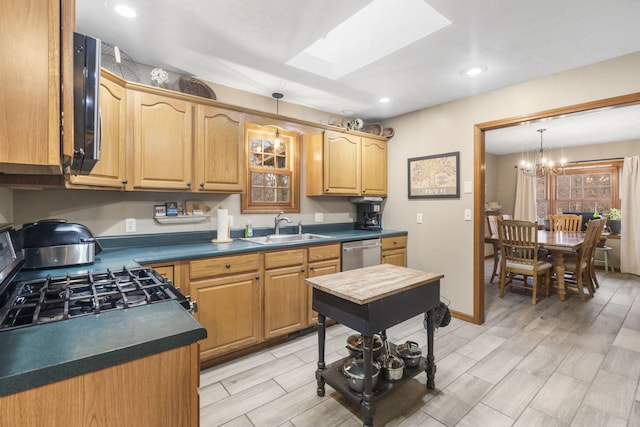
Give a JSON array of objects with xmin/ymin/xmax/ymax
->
[{"xmin": 341, "ymin": 238, "xmax": 382, "ymax": 271}]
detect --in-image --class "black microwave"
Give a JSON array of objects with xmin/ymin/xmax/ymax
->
[{"xmin": 72, "ymin": 32, "xmax": 101, "ymax": 174}]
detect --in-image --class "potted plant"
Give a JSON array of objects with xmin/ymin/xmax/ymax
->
[{"xmin": 606, "ymin": 208, "xmax": 622, "ymax": 235}]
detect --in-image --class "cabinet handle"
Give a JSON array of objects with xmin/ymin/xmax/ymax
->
[
  {"xmin": 121, "ymin": 179, "xmax": 128, "ymax": 185},
  {"xmin": 225, "ymin": 264, "xmax": 231, "ymax": 268},
  {"xmin": 301, "ymin": 267, "xmax": 305, "ymax": 272},
  {"xmin": 255, "ymin": 275, "xmax": 260, "ymax": 280},
  {"xmin": 200, "ymin": 182, "xmax": 205, "ymax": 188},
  {"xmin": 186, "ymin": 181, "xmax": 192, "ymax": 187},
  {"xmin": 362, "ymin": 189, "xmax": 366, "ymax": 193},
  {"xmin": 309, "ymin": 266, "xmax": 315, "ymax": 270},
  {"xmin": 326, "ymin": 188, "xmax": 329, "ymax": 191}
]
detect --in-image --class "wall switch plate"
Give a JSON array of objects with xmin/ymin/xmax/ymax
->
[
  {"xmin": 125, "ymin": 218, "xmax": 136, "ymax": 232},
  {"xmin": 464, "ymin": 209, "xmax": 472, "ymax": 221},
  {"xmin": 417, "ymin": 213, "xmax": 423, "ymax": 224},
  {"xmin": 315, "ymin": 212, "xmax": 324, "ymax": 222},
  {"xmin": 464, "ymin": 181, "xmax": 473, "ymax": 194}
]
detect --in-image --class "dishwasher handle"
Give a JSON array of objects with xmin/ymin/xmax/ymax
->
[{"xmin": 343, "ymin": 243, "xmax": 382, "ymax": 252}]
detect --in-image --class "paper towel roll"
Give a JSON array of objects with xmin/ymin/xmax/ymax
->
[{"xmin": 217, "ymin": 208, "xmax": 229, "ymax": 240}]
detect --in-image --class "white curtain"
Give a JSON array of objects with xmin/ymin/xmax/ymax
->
[
  {"xmin": 621, "ymin": 155, "xmax": 640, "ymax": 275},
  {"xmin": 514, "ymin": 169, "xmax": 537, "ymax": 221}
]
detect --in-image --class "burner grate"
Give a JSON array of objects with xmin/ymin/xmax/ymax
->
[{"xmin": 0, "ymin": 267, "xmax": 188, "ymax": 331}]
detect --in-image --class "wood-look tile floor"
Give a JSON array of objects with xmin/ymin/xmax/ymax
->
[{"xmin": 199, "ymin": 263, "xmax": 640, "ymax": 426}]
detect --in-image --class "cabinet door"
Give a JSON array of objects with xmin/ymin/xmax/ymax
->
[
  {"xmin": 131, "ymin": 90, "xmax": 193, "ymax": 190},
  {"xmin": 0, "ymin": 0, "xmax": 64, "ymax": 174},
  {"xmin": 194, "ymin": 105, "xmax": 244, "ymax": 192},
  {"xmin": 307, "ymin": 258, "xmax": 340, "ymax": 325},
  {"xmin": 361, "ymin": 137, "xmax": 387, "ymax": 195},
  {"xmin": 191, "ymin": 272, "xmax": 262, "ymax": 360},
  {"xmin": 323, "ymin": 131, "xmax": 361, "ymax": 195},
  {"xmin": 69, "ymin": 70, "xmax": 127, "ymax": 189},
  {"xmin": 264, "ymin": 265, "xmax": 306, "ymax": 339},
  {"xmin": 382, "ymin": 248, "xmax": 407, "ymax": 266}
]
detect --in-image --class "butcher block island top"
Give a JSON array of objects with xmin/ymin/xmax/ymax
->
[{"xmin": 305, "ymin": 263, "xmax": 444, "ymax": 304}]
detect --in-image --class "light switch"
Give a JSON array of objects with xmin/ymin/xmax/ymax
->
[
  {"xmin": 417, "ymin": 213, "xmax": 423, "ymax": 224},
  {"xmin": 464, "ymin": 181, "xmax": 473, "ymax": 194},
  {"xmin": 464, "ymin": 209, "xmax": 472, "ymax": 221},
  {"xmin": 315, "ymin": 212, "xmax": 324, "ymax": 222}
]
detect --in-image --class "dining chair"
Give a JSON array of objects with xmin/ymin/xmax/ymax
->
[
  {"xmin": 548, "ymin": 214, "xmax": 583, "ymax": 232},
  {"xmin": 560, "ymin": 218, "xmax": 604, "ymax": 301},
  {"xmin": 497, "ymin": 219, "xmax": 553, "ymax": 305},
  {"xmin": 587, "ymin": 218, "xmax": 608, "ymax": 291},
  {"xmin": 486, "ymin": 215, "xmax": 502, "ymax": 283}
]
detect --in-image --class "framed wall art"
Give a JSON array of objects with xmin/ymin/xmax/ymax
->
[{"xmin": 408, "ymin": 151, "xmax": 460, "ymax": 199}]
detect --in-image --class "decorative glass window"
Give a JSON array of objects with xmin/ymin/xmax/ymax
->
[{"xmin": 242, "ymin": 123, "xmax": 300, "ymax": 213}]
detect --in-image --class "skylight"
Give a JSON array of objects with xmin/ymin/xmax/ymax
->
[{"xmin": 287, "ymin": 0, "xmax": 450, "ymax": 80}]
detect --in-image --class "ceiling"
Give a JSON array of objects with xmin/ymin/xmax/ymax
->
[{"xmin": 76, "ymin": 0, "xmax": 640, "ymax": 150}]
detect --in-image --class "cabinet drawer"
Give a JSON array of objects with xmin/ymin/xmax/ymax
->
[
  {"xmin": 264, "ymin": 249, "xmax": 305, "ymax": 270},
  {"xmin": 308, "ymin": 243, "xmax": 340, "ymax": 263},
  {"xmin": 190, "ymin": 253, "xmax": 260, "ymax": 280},
  {"xmin": 382, "ymin": 235, "xmax": 407, "ymax": 250}
]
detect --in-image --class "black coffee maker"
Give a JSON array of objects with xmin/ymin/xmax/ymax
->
[{"xmin": 352, "ymin": 197, "xmax": 383, "ymax": 230}]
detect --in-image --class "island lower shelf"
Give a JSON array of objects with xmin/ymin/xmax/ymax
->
[{"xmin": 320, "ymin": 355, "xmax": 427, "ymax": 405}]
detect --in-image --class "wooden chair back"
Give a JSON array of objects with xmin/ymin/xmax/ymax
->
[
  {"xmin": 487, "ymin": 215, "xmax": 500, "ymax": 236},
  {"xmin": 497, "ymin": 219, "xmax": 552, "ymax": 304},
  {"xmin": 498, "ymin": 219, "xmax": 540, "ymax": 264},
  {"xmin": 549, "ymin": 214, "xmax": 583, "ymax": 232}
]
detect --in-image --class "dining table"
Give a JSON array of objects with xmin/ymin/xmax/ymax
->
[{"xmin": 485, "ymin": 230, "xmax": 585, "ymax": 301}]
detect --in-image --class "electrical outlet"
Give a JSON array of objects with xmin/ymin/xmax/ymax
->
[
  {"xmin": 464, "ymin": 209, "xmax": 472, "ymax": 221},
  {"xmin": 417, "ymin": 213, "xmax": 423, "ymax": 224},
  {"xmin": 315, "ymin": 212, "xmax": 324, "ymax": 223},
  {"xmin": 125, "ymin": 218, "xmax": 136, "ymax": 233}
]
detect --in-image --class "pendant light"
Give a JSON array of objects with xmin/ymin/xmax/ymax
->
[
  {"xmin": 272, "ymin": 92, "xmax": 283, "ymax": 150},
  {"xmin": 519, "ymin": 128, "xmax": 566, "ymax": 177}
]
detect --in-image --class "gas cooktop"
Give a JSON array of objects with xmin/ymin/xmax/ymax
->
[{"xmin": 0, "ymin": 266, "xmax": 192, "ymax": 331}]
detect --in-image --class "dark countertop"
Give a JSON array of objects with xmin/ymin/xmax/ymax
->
[
  {"xmin": 0, "ymin": 302, "xmax": 206, "ymax": 397},
  {"xmin": 2, "ymin": 224, "xmax": 405, "ymax": 397}
]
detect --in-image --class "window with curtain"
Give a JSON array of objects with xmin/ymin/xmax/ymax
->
[{"xmin": 536, "ymin": 160, "xmax": 622, "ymax": 219}]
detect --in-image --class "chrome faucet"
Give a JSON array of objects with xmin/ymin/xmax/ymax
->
[
  {"xmin": 298, "ymin": 221, "xmax": 303, "ymax": 235},
  {"xmin": 274, "ymin": 211, "xmax": 292, "ymax": 234}
]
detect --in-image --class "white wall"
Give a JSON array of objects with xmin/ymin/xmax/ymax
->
[{"xmin": 382, "ymin": 52, "xmax": 640, "ymax": 316}]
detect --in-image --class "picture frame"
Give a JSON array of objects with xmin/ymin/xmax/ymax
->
[
  {"xmin": 154, "ymin": 205, "xmax": 167, "ymax": 217},
  {"xmin": 408, "ymin": 151, "xmax": 460, "ymax": 199}
]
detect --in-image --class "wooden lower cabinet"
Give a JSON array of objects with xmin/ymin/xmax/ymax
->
[
  {"xmin": 381, "ymin": 235, "xmax": 408, "ymax": 267},
  {"xmin": 142, "ymin": 260, "xmax": 188, "ymax": 294},
  {"xmin": 190, "ymin": 254, "xmax": 262, "ymax": 361},
  {"xmin": 0, "ymin": 344, "xmax": 200, "ymax": 427},
  {"xmin": 307, "ymin": 244, "xmax": 341, "ymax": 325},
  {"xmin": 263, "ymin": 249, "xmax": 307, "ymax": 339}
]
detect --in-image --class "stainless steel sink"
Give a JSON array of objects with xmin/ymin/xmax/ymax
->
[{"xmin": 241, "ymin": 233, "xmax": 332, "ymax": 245}]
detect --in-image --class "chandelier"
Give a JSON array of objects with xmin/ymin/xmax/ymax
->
[{"xmin": 519, "ymin": 128, "xmax": 566, "ymax": 177}]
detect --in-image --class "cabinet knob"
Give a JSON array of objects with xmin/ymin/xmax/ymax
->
[
  {"xmin": 200, "ymin": 182, "xmax": 205, "ymax": 188},
  {"xmin": 255, "ymin": 275, "xmax": 260, "ymax": 280},
  {"xmin": 186, "ymin": 181, "xmax": 192, "ymax": 187},
  {"xmin": 309, "ymin": 266, "xmax": 315, "ymax": 270},
  {"xmin": 362, "ymin": 189, "xmax": 366, "ymax": 193},
  {"xmin": 121, "ymin": 179, "xmax": 128, "ymax": 185},
  {"xmin": 301, "ymin": 267, "xmax": 305, "ymax": 272},
  {"xmin": 225, "ymin": 264, "xmax": 231, "ymax": 268}
]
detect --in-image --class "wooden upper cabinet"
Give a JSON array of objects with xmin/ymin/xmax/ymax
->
[
  {"xmin": 0, "ymin": 0, "xmax": 72, "ymax": 174},
  {"xmin": 324, "ymin": 131, "xmax": 361, "ymax": 195},
  {"xmin": 361, "ymin": 137, "xmax": 387, "ymax": 195},
  {"xmin": 130, "ymin": 89, "xmax": 193, "ymax": 190},
  {"xmin": 68, "ymin": 70, "xmax": 127, "ymax": 189},
  {"xmin": 194, "ymin": 105, "xmax": 244, "ymax": 192},
  {"xmin": 305, "ymin": 130, "xmax": 387, "ymax": 196}
]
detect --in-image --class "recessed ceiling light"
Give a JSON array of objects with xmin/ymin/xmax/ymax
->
[
  {"xmin": 378, "ymin": 97, "xmax": 390, "ymax": 104},
  {"xmin": 114, "ymin": 4, "xmax": 137, "ymax": 18},
  {"xmin": 462, "ymin": 66, "xmax": 487, "ymax": 77}
]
